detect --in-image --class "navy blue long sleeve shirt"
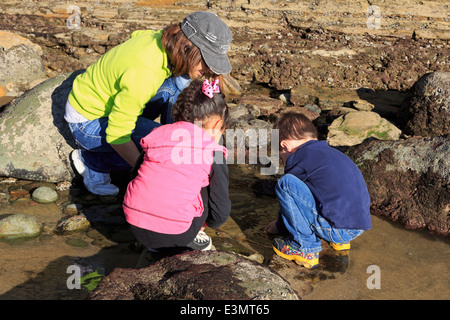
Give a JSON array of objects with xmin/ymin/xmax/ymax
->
[{"xmin": 284, "ymin": 140, "xmax": 371, "ymax": 230}]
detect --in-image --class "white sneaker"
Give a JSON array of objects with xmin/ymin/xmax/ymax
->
[
  {"xmin": 187, "ymin": 230, "xmax": 212, "ymax": 251},
  {"xmin": 70, "ymin": 149, "xmax": 119, "ymax": 196},
  {"xmin": 71, "ymin": 149, "xmax": 86, "ymax": 176}
]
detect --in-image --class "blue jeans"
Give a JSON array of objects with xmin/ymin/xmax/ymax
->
[
  {"xmin": 68, "ymin": 117, "xmax": 161, "ymax": 173},
  {"xmin": 275, "ymin": 174, "xmax": 364, "ymax": 254},
  {"xmin": 142, "ymin": 75, "xmax": 191, "ymax": 124}
]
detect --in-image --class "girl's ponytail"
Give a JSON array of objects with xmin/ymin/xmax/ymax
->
[{"xmin": 172, "ymin": 79, "xmax": 229, "ymax": 129}]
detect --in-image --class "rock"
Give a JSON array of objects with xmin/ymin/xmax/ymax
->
[
  {"xmin": 31, "ymin": 186, "xmax": 58, "ymax": 203},
  {"xmin": 227, "ymin": 118, "xmax": 274, "ymax": 149},
  {"xmin": 0, "ymin": 30, "xmax": 43, "ymax": 55},
  {"xmin": 0, "ymin": 44, "xmax": 45, "ymax": 90},
  {"xmin": 349, "ymin": 99, "xmax": 375, "ymax": 111},
  {"xmin": 221, "ymin": 73, "xmax": 242, "ymax": 96},
  {"xmin": 228, "ymin": 104, "xmax": 256, "ymax": 121},
  {"xmin": 346, "ymin": 134, "xmax": 450, "ymax": 236},
  {"xmin": 279, "ymin": 105, "xmax": 320, "ymax": 121},
  {"xmin": 0, "ymin": 0, "xmax": 447, "ymax": 92},
  {"xmin": 0, "ymin": 71, "xmax": 82, "ymax": 182},
  {"xmin": 0, "ymin": 213, "xmax": 42, "ymax": 240},
  {"xmin": 55, "ymin": 214, "xmax": 91, "ymax": 234},
  {"xmin": 65, "ymin": 237, "xmax": 89, "ymax": 247},
  {"xmin": 327, "ymin": 111, "xmax": 402, "ymax": 147},
  {"xmin": 89, "ymin": 251, "xmax": 299, "ymax": 300},
  {"xmin": 64, "ymin": 203, "xmax": 82, "ymax": 215},
  {"xmin": 397, "ymin": 72, "xmax": 450, "ymax": 137},
  {"xmin": 303, "ymin": 103, "xmax": 321, "ymax": 114},
  {"xmin": 233, "ymin": 94, "xmax": 283, "ymax": 116}
]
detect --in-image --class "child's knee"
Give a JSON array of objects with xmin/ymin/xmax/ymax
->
[{"xmin": 276, "ymin": 174, "xmax": 308, "ymax": 194}]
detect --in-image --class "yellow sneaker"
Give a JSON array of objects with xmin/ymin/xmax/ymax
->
[{"xmin": 329, "ymin": 242, "xmax": 351, "ymax": 251}]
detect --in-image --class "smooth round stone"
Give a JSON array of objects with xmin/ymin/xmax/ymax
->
[
  {"xmin": 55, "ymin": 215, "xmax": 91, "ymax": 234},
  {"xmin": 31, "ymin": 186, "xmax": 58, "ymax": 203},
  {"xmin": 65, "ymin": 238, "xmax": 89, "ymax": 247},
  {"xmin": 0, "ymin": 214, "xmax": 42, "ymax": 240}
]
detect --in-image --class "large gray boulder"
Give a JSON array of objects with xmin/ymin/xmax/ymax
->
[
  {"xmin": 89, "ymin": 251, "xmax": 299, "ymax": 300},
  {"xmin": 347, "ymin": 134, "xmax": 450, "ymax": 236},
  {"xmin": 0, "ymin": 71, "xmax": 83, "ymax": 182},
  {"xmin": 0, "ymin": 44, "xmax": 45, "ymax": 90},
  {"xmin": 397, "ymin": 72, "xmax": 450, "ymax": 137}
]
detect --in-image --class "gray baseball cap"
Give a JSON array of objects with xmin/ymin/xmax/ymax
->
[{"xmin": 181, "ymin": 11, "xmax": 233, "ymax": 75}]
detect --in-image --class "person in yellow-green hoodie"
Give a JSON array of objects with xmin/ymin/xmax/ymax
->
[{"xmin": 66, "ymin": 12, "xmax": 233, "ymax": 196}]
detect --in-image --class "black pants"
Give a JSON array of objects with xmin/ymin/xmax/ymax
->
[{"xmin": 130, "ymin": 193, "xmax": 209, "ymax": 253}]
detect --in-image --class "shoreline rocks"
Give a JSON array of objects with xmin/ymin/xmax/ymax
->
[
  {"xmin": 347, "ymin": 134, "xmax": 450, "ymax": 236},
  {"xmin": 397, "ymin": 71, "xmax": 450, "ymax": 137},
  {"xmin": 0, "ymin": 67, "xmax": 448, "ymax": 237},
  {"xmin": 89, "ymin": 250, "xmax": 299, "ymax": 300},
  {"xmin": 0, "ymin": 71, "xmax": 79, "ymax": 182},
  {"xmin": 327, "ymin": 110, "xmax": 402, "ymax": 147},
  {"xmin": 0, "ymin": 0, "xmax": 447, "ymax": 92},
  {"xmin": 0, "ymin": 213, "xmax": 42, "ymax": 240}
]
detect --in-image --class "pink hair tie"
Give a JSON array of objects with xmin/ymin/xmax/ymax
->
[{"xmin": 202, "ymin": 79, "xmax": 220, "ymax": 98}]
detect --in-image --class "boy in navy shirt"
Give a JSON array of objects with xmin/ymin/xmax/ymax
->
[{"xmin": 266, "ymin": 112, "xmax": 371, "ymax": 268}]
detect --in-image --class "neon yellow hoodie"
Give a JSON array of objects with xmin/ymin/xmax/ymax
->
[{"xmin": 68, "ymin": 30, "xmax": 171, "ymax": 144}]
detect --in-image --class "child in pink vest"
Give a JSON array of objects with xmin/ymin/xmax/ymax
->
[{"xmin": 123, "ymin": 79, "xmax": 230, "ymax": 255}]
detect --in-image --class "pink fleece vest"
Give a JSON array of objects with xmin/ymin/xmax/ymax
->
[{"xmin": 123, "ymin": 121, "xmax": 227, "ymax": 234}]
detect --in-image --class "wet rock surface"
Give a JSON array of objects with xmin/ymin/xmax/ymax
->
[
  {"xmin": 89, "ymin": 251, "xmax": 299, "ymax": 300},
  {"xmin": 31, "ymin": 186, "xmax": 59, "ymax": 204},
  {"xmin": 347, "ymin": 134, "xmax": 450, "ymax": 236},
  {"xmin": 0, "ymin": 213, "xmax": 42, "ymax": 240}
]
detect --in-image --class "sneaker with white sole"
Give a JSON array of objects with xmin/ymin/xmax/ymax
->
[
  {"xmin": 71, "ymin": 149, "xmax": 86, "ymax": 176},
  {"xmin": 70, "ymin": 149, "xmax": 119, "ymax": 196},
  {"xmin": 187, "ymin": 230, "xmax": 212, "ymax": 251}
]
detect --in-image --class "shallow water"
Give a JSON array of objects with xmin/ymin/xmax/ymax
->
[
  {"xmin": 212, "ymin": 165, "xmax": 450, "ymax": 300},
  {"xmin": 0, "ymin": 165, "xmax": 449, "ymax": 300}
]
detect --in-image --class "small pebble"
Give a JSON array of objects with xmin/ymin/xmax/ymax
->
[{"xmin": 65, "ymin": 238, "xmax": 89, "ymax": 247}]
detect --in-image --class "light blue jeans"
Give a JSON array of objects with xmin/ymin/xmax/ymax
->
[
  {"xmin": 68, "ymin": 117, "xmax": 161, "ymax": 173},
  {"xmin": 142, "ymin": 74, "xmax": 191, "ymax": 124},
  {"xmin": 275, "ymin": 174, "xmax": 364, "ymax": 253}
]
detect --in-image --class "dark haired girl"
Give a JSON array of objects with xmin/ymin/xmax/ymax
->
[{"xmin": 123, "ymin": 79, "xmax": 231, "ymax": 255}]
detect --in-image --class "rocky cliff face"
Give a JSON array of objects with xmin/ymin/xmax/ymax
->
[{"xmin": 0, "ymin": 0, "xmax": 448, "ymax": 92}]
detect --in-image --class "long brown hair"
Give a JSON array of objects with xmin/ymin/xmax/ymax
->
[{"xmin": 161, "ymin": 24, "xmax": 214, "ymax": 79}]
